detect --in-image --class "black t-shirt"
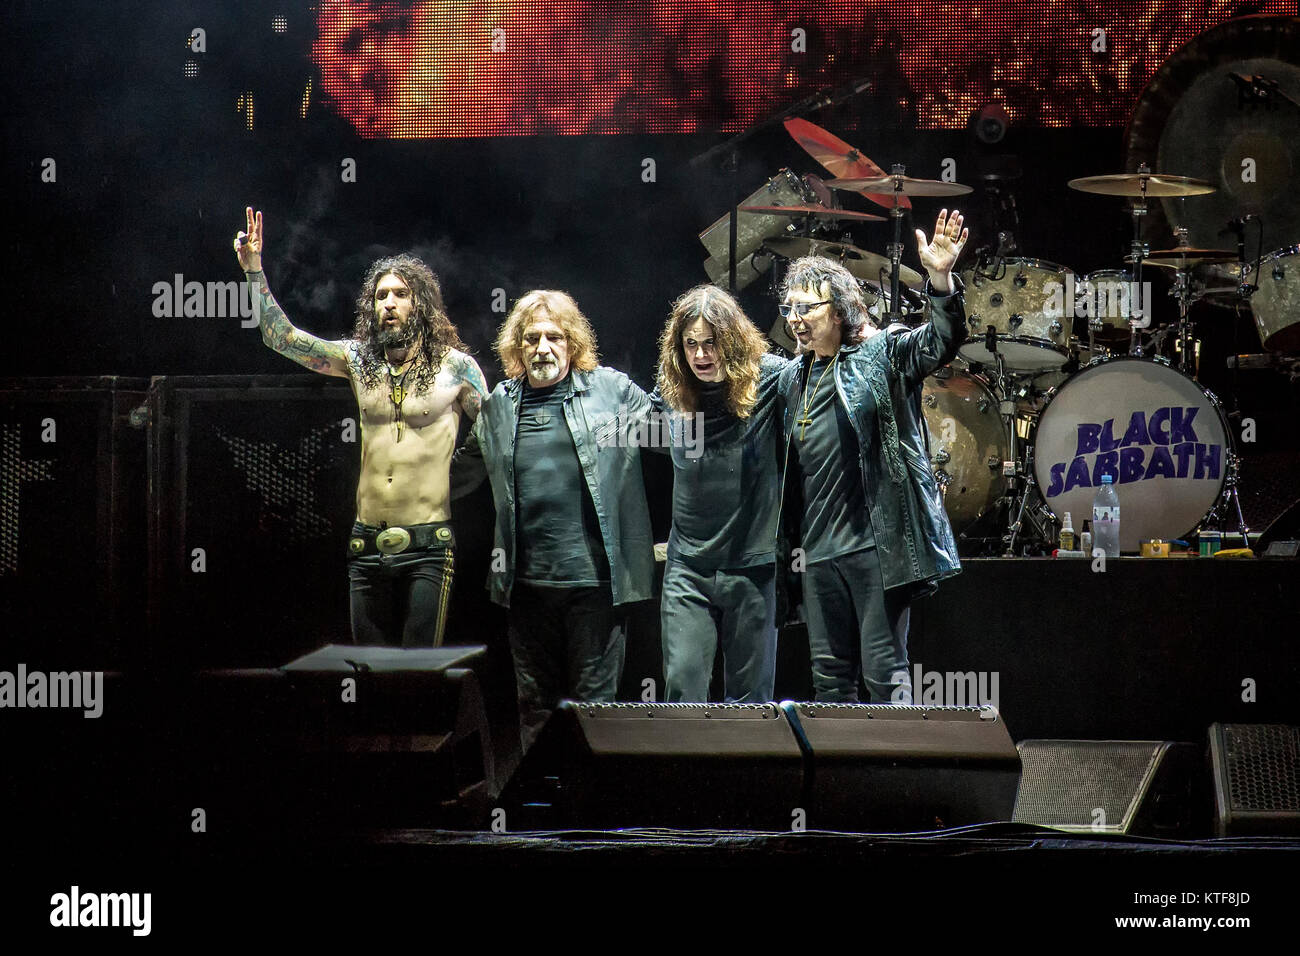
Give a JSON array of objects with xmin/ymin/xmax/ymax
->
[
  {"xmin": 668, "ymin": 357, "xmax": 784, "ymax": 569},
  {"xmin": 795, "ymin": 355, "xmax": 874, "ymax": 561},
  {"xmin": 513, "ymin": 377, "xmax": 609, "ymax": 586}
]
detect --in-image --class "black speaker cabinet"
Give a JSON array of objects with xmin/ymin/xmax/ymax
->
[
  {"xmin": 1210, "ymin": 723, "xmax": 1300, "ymax": 836},
  {"xmin": 1012, "ymin": 739, "xmax": 1208, "ymax": 837},
  {"xmin": 146, "ymin": 375, "xmax": 358, "ymax": 668},
  {"xmin": 784, "ymin": 702, "xmax": 1021, "ymax": 831},
  {"xmin": 175, "ymin": 644, "xmax": 495, "ymax": 834},
  {"xmin": 506, "ymin": 701, "xmax": 805, "ymax": 830},
  {"xmin": 0, "ymin": 377, "xmax": 148, "ymax": 668}
]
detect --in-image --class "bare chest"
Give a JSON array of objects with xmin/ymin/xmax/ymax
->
[{"xmin": 355, "ymin": 367, "xmax": 461, "ymax": 432}]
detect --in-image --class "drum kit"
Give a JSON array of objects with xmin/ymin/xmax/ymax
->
[{"xmin": 700, "ymin": 120, "xmax": 1300, "ymax": 555}]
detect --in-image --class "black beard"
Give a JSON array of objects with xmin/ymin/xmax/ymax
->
[{"xmin": 377, "ymin": 321, "xmax": 416, "ymax": 350}]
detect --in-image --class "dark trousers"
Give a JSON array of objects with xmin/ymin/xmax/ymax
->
[
  {"xmin": 347, "ymin": 524, "xmax": 455, "ymax": 648},
  {"xmin": 660, "ymin": 559, "xmax": 777, "ymax": 703},
  {"xmin": 507, "ymin": 583, "xmax": 626, "ymax": 752},
  {"xmin": 802, "ymin": 546, "xmax": 912, "ymax": 703}
]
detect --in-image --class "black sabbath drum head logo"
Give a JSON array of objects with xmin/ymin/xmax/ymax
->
[
  {"xmin": 1044, "ymin": 404, "xmax": 1221, "ymax": 496},
  {"xmin": 1033, "ymin": 358, "xmax": 1229, "ymax": 552}
]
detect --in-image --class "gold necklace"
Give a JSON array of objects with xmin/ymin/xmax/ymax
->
[
  {"xmin": 387, "ymin": 359, "xmax": 414, "ymax": 441},
  {"xmin": 796, "ymin": 354, "xmax": 837, "ymax": 441}
]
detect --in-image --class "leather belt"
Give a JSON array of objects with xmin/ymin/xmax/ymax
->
[{"xmin": 348, "ymin": 523, "xmax": 455, "ymax": 557}]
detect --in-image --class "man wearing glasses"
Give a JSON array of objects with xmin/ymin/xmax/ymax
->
[{"xmin": 776, "ymin": 210, "xmax": 968, "ymax": 703}]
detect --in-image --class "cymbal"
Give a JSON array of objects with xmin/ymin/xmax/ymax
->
[
  {"xmin": 764, "ymin": 236, "xmax": 924, "ymax": 287},
  {"xmin": 739, "ymin": 204, "xmax": 886, "ymax": 222},
  {"xmin": 783, "ymin": 118, "xmax": 911, "ymax": 211},
  {"xmin": 1143, "ymin": 247, "xmax": 1238, "ymax": 268},
  {"xmin": 1067, "ymin": 173, "xmax": 1216, "ymax": 197},
  {"xmin": 826, "ymin": 175, "xmax": 973, "ymax": 197}
]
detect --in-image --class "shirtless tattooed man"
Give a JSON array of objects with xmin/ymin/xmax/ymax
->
[{"xmin": 235, "ymin": 207, "xmax": 488, "ymax": 646}]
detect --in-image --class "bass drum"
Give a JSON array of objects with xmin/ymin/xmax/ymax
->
[
  {"xmin": 1032, "ymin": 355, "xmax": 1232, "ymax": 552},
  {"xmin": 921, "ymin": 368, "xmax": 1007, "ymax": 535}
]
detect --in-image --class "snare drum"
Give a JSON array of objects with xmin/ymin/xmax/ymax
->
[
  {"xmin": 959, "ymin": 258, "xmax": 1073, "ymax": 370},
  {"xmin": 1248, "ymin": 244, "xmax": 1300, "ymax": 352},
  {"xmin": 1031, "ymin": 355, "xmax": 1232, "ymax": 552},
  {"xmin": 922, "ymin": 368, "xmax": 1008, "ymax": 534}
]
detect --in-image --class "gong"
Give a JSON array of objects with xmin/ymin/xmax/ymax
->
[{"xmin": 1127, "ymin": 15, "xmax": 1300, "ymax": 251}]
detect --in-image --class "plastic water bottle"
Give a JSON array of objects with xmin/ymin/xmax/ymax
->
[{"xmin": 1092, "ymin": 474, "xmax": 1121, "ymax": 557}]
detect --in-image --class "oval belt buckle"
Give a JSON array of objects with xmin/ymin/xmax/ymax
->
[{"xmin": 376, "ymin": 527, "xmax": 411, "ymax": 555}]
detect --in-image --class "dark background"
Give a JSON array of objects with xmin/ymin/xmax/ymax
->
[
  {"xmin": 2, "ymin": 3, "xmax": 1299, "ymax": 935},
  {"xmin": 3, "ymin": 0, "xmax": 1298, "ymax": 686},
  {"xmin": 2, "ymin": 1, "xmax": 1294, "ymax": 393}
]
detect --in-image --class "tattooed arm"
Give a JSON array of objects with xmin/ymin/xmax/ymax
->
[
  {"xmin": 449, "ymin": 351, "xmax": 490, "ymax": 423},
  {"xmin": 234, "ymin": 206, "xmax": 351, "ymax": 378}
]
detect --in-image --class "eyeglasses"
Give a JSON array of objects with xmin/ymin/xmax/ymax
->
[{"xmin": 778, "ymin": 299, "xmax": 832, "ymax": 318}]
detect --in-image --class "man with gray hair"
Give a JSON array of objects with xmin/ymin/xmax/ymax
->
[
  {"xmin": 455, "ymin": 290, "xmax": 655, "ymax": 750},
  {"xmin": 777, "ymin": 209, "xmax": 968, "ymax": 703}
]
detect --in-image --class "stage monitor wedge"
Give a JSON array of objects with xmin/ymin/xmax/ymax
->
[
  {"xmin": 1012, "ymin": 739, "xmax": 1207, "ymax": 837},
  {"xmin": 783, "ymin": 702, "xmax": 1021, "ymax": 831},
  {"xmin": 506, "ymin": 700, "xmax": 1021, "ymax": 832},
  {"xmin": 505, "ymin": 701, "xmax": 805, "ymax": 830},
  {"xmin": 177, "ymin": 644, "xmax": 495, "ymax": 836}
]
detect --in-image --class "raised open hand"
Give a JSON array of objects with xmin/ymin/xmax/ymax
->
[
  {"xmin": 914, "ymin": 208, "xmax": 968, "ymax": 285},
  {"xmin": 234, "ymin": 206, "xmax": 263, "ymax": 272}
]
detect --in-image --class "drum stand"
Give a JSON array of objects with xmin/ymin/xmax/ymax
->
[
  {"xmin": 882, "ymin": 164, "xmax": 909, "ymax": 327},
  {"xmin": 1215, "ymin": 453, "xmax": 1251, "ymax": 541},
  {"xmin": 984, "ymin": 350, "xmax": 1055, "ymax": 555},
  {"xmin": 1169, "ymin": 268, "xmax": 1195, "ymax": 374},
  {"xmin": 1125, "ymin": 178, "xmax": 1150, "ymax": 357}
]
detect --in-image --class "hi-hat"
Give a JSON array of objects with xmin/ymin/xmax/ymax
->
[
  {"xmin": 740, "ymin": 204, "xmax": 886, "ymax": 222},
  {"xmin": 1068, "ymin": 173, "xmax": 1216, "ymax": 197},
  {"xmin": 765, "ymin": 236, "xmax": 923, "ymax": 287},
  {"xmin": 827, "ymin": 175, "xmax": 973, "ymax": 197},
  {"xmin": 783, "ymin": 118, "xmax": 910, "ymax": 210},
  {"xmin": 1143, "ymin": 246, "xmax": 1238, "ymax": 268}
]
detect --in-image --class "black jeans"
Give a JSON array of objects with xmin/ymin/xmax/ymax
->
[
  {"xmin": 802, "ymin": 546, "xmax": 912, "ymax": 703},
  {"xmin": 660, "ymin": 559, "xmax": 777, "ymax": 703},
  {"xmin": 507, "ymin": 583, "xmax": 626, "ymax": 752},
  {"xmin": 347, "ymin": 522, "xmax": 455, "ymax": 648}
]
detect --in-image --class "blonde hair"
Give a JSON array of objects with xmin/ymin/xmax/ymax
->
[
  {"xmin": 657, "ymin": 285, "xmax": 768, "ymax": 418},
  {"xmin": 494, "ymin": 290, "xmax": 600, "ymax": 379}
]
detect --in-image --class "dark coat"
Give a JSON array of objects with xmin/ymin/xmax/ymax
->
[
  {"xmin": 457, "ymin": 366, "xmax": 655, "ymax": 609},
  {"xmin": 776, "ymin": 282, "xmax": 966, "ymax": 603}
]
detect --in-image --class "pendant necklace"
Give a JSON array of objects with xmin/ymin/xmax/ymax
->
[
  {"xmin": 387, "ymin": 359, "xmax": 414, "ymax": 441},
  {"xmin": 796, "ymin": 354, "xmax": 837, "ymax": 441}
]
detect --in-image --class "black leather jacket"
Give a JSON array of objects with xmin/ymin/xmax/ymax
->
[
  {"xmin": 776, "ymin": 281, "xmax": 966, "ymax": 602},
  {"xmin": 456, "ymin": 366, "xmax": 655, "ymax": 609}
]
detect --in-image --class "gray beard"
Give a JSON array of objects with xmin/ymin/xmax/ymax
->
[{"xmin": 530, "ymin": 361, "xmax": 561, "ymax": 383}]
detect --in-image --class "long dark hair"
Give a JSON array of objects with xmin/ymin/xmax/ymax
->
[
  {"xmin": 657, "ymin": 285, "xmax": 767, "ymax": 418},
  {"xmin": 351, "ymin": 254, "xmax": 467, "ymax": 393}
]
